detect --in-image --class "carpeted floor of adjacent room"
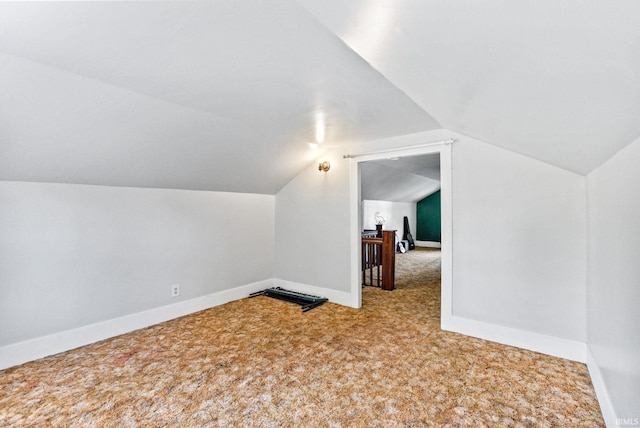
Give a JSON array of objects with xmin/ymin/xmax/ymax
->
[{"xmin": 0, "ymin": 248, "xmax": 604, "ymax": 427}]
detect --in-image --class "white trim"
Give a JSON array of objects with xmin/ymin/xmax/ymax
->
[
  {"xmin": 343, "ymin": 138, "xmax": 455, "ymax": 159},
  {"xmin": 439, "ymin": 143, "xmax": 453, "ymax": 327},
  {"xmin": 0, "ymin": 279, "xmax": 273, "ymax": 370},
  {"xmin": 349, "ymin": 157, "xmax": 362, "ymax": 308},
  {"xmin": 415, "ymin": 241, "xmax": 441, "ymax": 248},
  {"xmin": 347, "ymin": 141, "xmax": 591, "ymax": 367},
  {"xmin": 587, "ymin": 347, "xmax": 618, "ymax": 428},
  {"xmin": 441, "ymin": 315, "xmax": 587, "ymax": 362},
  {"xmin": 273, "ymin": 279, "xmax": 353, "ymax": 308},
  {"xmin": 349, "ymin": 142, "xmax": 453, "ymax": 315}
]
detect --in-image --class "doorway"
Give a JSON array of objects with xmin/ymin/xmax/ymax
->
[{"xmin": 348, "ymin": 143, "xmax": 452, "ymax": 328}]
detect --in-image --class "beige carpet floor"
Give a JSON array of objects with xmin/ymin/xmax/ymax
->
[{"xmin": 0, "ymin": 248, "xmax": 604, "ymax": 427}]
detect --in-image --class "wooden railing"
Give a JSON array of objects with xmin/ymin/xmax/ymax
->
[
  {"xmin": 362, "ymin": 236, "xmax": 382, "ymax": 287},
  {"xmin": 361, "ymin": 230, "xmax": 395, "ymax": 290}
]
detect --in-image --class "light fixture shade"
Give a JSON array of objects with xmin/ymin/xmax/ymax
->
[{"xmin": 318, "ymin": 161, "xmax": 330, "ymax": 172}]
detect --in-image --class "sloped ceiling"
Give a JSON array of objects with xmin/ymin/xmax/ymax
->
[
  {"xmin": 0, "ymin": 1, "xmax": 439, "ymax": 193},
  {"xmin": 1, "ymin": 1, "xmax": 639, "ymax": 195},
  {"xmin": 361, "ymin": 154, "xmax": 440, "ymax": 203},
  {"xmin": 299, "ymin": 0, "xmax": 640, "ymax": 175}
]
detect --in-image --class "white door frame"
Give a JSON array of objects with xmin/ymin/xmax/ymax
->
[{"xmin": 348, "ymin": 143, "xmax": 453, "ymax": 327}]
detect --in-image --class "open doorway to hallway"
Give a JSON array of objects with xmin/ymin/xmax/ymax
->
[
  {"xmin": 348, "ymin": 141, "xmax": 452, "ymax": 324},
  {"xmin": 358, "ymin": 153, "xmax": 442, "ymax": 315}
]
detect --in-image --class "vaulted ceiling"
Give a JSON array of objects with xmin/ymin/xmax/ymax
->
[
  {"xmin": 361, "ymin": 155, "xmax": 440, "ymax": 203},
  {"xmin": 1, "ymin": 1, "xmax": 639, "ymax": 194},
  {"xmin": 299, "ymin": 0, "xmax": 640, "ymax": 175}
]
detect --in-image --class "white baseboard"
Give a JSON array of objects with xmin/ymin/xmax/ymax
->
[
  {"xmin": 441, "ymin": 314, "xmax": 587, "ymax": 363},
  {"xmin": 415, "ymin": 240, "xmax": 441, "ymax": 248},
  {"xmin": 0, "ymin": 279, "xmax": 273, "ymax": 370},
  {"xmin": 272, "ymin": 279, "xmax": 353, "ymax": 308},
  {"xmin": 587, "ymin": 347, "xmax": 618, "ymax": 428}
]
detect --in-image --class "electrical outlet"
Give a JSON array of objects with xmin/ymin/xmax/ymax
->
[{"xmin": 171, "ymin": 284, "xmax": 180, "ymax": 298}]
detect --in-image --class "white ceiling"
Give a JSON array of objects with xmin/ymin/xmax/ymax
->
[
  {"xmin": 299, "ymin": 0, "xmax": 640, "ymax": 175},
  {"xmin": 0, "ymin": 1, "xmax": 439, "ymax": 193},
  {"xmin": 361, "ymin": 154, "xmax": 440, "ymax": 203},
  {"xmin": 372, "ymin": 155, "xmax": 441, "ymax": 182},
  {"xmin": 1, "ymin": 1, "xmax": 639, "ymax": 194}
]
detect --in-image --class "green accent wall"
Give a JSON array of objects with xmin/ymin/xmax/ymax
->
[{"xmin": 416, "ymin": 190, "xmax": 441, "ymax": 242}]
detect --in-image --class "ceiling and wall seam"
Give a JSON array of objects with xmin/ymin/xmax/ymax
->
[{"xmin": 0, "ymin": 51, "xmax": 230, "ymax": 120}]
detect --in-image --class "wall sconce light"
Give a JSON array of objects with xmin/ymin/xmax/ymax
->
[{"xmin": 318, "ymin": 161, "xmax": 330, "ymax": 172}]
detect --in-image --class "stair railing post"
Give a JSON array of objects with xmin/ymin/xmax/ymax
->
[{"xmin": 381, "ymin": 230, "xmax": 396, "ymax": 290}]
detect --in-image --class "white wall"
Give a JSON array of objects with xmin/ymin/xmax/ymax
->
[
  {"xmin": 452, "ymin": 138, "xmax": 587, "ymax": 342},
  {"xmin": 276, "ymin": 129, "xmax": 588, "ymax": 350},
  {"xmin": 346, "ymin": 130, "xmax": 587, "ymax": 350},
  {"xmin": 361, "ymin": 199, "xmax": 416, "ymax": 243},
  {"xmin": 274, "ymin": 150, "xmax": 352, "ymax": 294},
  {"xmin": 587, "ymin": 136, "xmax": 640, "ymax": 424},
  {"xmin": 0, "ymin": 181, "xmax": 274, "ymax": 347}
]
